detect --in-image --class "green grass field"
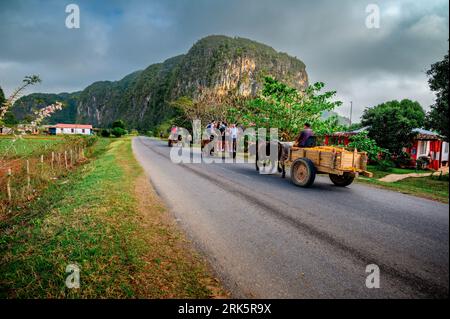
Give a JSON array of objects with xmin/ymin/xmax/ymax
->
[
  {"xmin": 0, "ymin": 136, "xmax": 65, "ymax": 158},
  {"xmin": 0, "ymin": 137, "xmax": 225, "ymax": 298}
]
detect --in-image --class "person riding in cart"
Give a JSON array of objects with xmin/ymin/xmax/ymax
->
[{"xmin": 295, "ymin": 123, "xmax": 315, "ymax": 147}]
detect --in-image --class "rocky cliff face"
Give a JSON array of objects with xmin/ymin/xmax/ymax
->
[
  {"xmin": 13, "ymin": 35, "xmax": 308, "ymax": 130},
  {"xmin": 171, "ymin": 36, "xmax": 307, "ymax": 99}
]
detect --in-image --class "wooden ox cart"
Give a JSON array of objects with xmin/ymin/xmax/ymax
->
[
  {"xmin": 286, "ymin": 145, "xmax": 373, "ymax": 187},
  {"xmin": 255, "ymin": 143, "xmax": 373, "ymax": 187}
]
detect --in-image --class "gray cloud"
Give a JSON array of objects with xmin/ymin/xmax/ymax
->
[{"xmin": 0, "ymin": 0, "xmax": 448, "ymax": 120}]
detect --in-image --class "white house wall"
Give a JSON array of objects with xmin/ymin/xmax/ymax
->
[
  {"xmin": 417, "ymin": 141, "xmax": 430, "ymax": 157},
  {"xmin": 442, "ymin": 142, "xmax": 449, "ymax": 162},
  {"xmin": 56, "ymin": 128, "xmax": 91, "ymax": 135}
]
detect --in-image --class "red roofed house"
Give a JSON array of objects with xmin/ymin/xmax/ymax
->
[{"xmin": 49, "ymin": 123, "xmax": 93, "ymax": 135}]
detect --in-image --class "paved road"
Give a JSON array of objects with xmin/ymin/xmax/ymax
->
[{"xmin": 132, "ymin": 137, "xmax": 449, "ymax": 298}]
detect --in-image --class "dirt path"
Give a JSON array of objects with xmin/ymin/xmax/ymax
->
[{"xmin": 379, "ymin": 167, "xmax": 449, "ymax": 182}]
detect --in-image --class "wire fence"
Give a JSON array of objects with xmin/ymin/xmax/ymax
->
[{"xmin": 0, "ymin": 136, "xmax": 95, "ymax": 215}]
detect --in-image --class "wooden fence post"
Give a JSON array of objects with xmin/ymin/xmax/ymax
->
[
  {"xmin": 51, "ymin": 152, "xmax": 54, "ymax": 170},
  {"xmin": 64, "ymin": 151, "xmax": 68, "ymax": 169},
  {"xmin": 70, "ymin": 149, "xmax": 73, "ymax": 167},
  {"xmin": 26, "ymin": 159, "xmax": 31, "ymax": 195},
  {"xmin": 7, "ymin": 168, "xmax": 12, "ymax": 202},
  {"xmin": 40, "ymin": 154, "xmax": 44, "ymax": 175}
]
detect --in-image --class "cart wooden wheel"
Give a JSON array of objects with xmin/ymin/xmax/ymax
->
[
  {"xmin": 290, "ymin": 158, "xmax": 316, "ymax": 187},
  {"xmin": 329, "ymin": 173, "xmax": 355, "ymax": 187}
]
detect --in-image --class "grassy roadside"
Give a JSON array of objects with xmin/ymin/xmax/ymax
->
[
  {"xmin": 356, "ymin": 166, "xmax": 449, "ymax": 203},
  {"xmin": 0, "ymin": 137, "xmax": 227, "ymax": 298}
]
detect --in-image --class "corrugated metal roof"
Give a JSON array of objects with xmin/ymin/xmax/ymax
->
[{"xmin": 412, "ymin": 128, "xmax": 440, "ymax": 136}]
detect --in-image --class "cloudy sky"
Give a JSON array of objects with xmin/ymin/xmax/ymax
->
[{"xmin": 0, "ymin": 0, "xmax": 448, "ymax": 120}]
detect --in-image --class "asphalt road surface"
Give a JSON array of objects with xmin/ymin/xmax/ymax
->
[{"xmin": 132, "ymin": 136, "xmax": 449, "ymax": 298}]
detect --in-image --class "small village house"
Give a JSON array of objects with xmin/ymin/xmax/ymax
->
[
  {"xmin": 0, "ymin": 126, "xmax": 13, "ymax": 135},
  {"xmin": 0, "ymin": 124, "xmax": 39, "ymax": 135},
  {"xmin": 325, "ymin": 127, "xmax": 449, "ymax": 170},
  {"xmin": 48, "ymin": 123, "xmax": 93, "ymax": 135},
  {"xmin": 405, "ymin": 128, "xmax": 448, "ymax": 170}
]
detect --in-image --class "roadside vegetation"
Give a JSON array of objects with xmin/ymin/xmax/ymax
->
[
  {"xmin": 0, "ymin": 135, "xmax": 65, "ymax": 158},
  {"xmin": 357, "ymin": 165, "xmax": 449, "ymax": 203},
  {"xmin": 0, "ymin": 137, "xmax": 226, "ymax": 298}
]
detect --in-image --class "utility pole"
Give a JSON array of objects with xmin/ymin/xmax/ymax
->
[{"xmin": 349, "ymin": 101, "xmax": 353, "ymax": 126}]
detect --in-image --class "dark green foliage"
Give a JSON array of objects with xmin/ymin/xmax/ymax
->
[
  {"xmin": 112, "ymin": 119, "xmax": 126, "ymax": 129},
  {"xmin": 2, "ymin": 112, "xmax": 18, "ymax": 125},
  {"xmin": 361, "ymin": 99, "xmax": 425, "ymax": 154},
  {"xmin": 23, "ymin": 75, "xmax": 41, "ymax": 85},
  {"xmin": 111, "ymin": 127, "xmax": 126, "ymax": 138},
  {"xmin": 394, "ymin": 151, "xmax": 413, "ymax": 168},
  {"xmin": 0, "ymin": 86, "xmax": 5, "ymax": 106},
  {"xmin": 101, "ymin": 129, "xmax": 111, "ymax": 137},
  {"xmin": 377, "ymin": 158, "xmax": 395, "ymax": 172},
  {"xmin": 425, "ymin": 51, "xmax": 449, "ymax": 140},
  {"xmin": 0, "ymin": 86, "xmax": 6, "ymax": 126},
  {"xmin": 348, "ymin": 132, "xmax": 388, "ymax": 162}
]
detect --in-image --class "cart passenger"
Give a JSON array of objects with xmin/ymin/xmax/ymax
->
[{"xmin": 296, "ymin": 123, "xmax": 315, "ymax": 147}]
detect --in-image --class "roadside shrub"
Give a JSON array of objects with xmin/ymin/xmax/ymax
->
[
  {"xmin": 101, "ymin": 129, "xmax": 111, "ymax": 137},
  {"xmin": 377, "ymin": 158, "xmax": 395, "ymax": 172},
  {"xmin": 83, "ymin": 135, "xmax": 98, "ymax": 147},
  {"xmin": 112, "ymin": 120, "xmax": 126, "ymax": 130},
  {"xmin": 112, "ymin": 127, "xmax": 127, "ymax": 138},
  {"xmin": 348, "ymin": 132, "xmax": 388, "ymax": 162},
  {"xmin": 394, "ymin": 151, "xmax": 413, "ymax": 168},
  {"xmin": 416, "ymin": 156, "xmax": 430, "ymax": 170}
]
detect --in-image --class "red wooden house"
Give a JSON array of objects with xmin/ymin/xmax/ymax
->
[
  {"xmin": 324, "ymin": 127, "xmax": 449, "ymax": 170},
  {"xmin": 405, "ymin": 129, "xmax": 448, "ymax": 170}
]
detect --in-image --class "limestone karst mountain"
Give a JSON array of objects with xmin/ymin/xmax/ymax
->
[{"xmin": 13, "ymin": 35, "xmax": 308, "ymax": 130}]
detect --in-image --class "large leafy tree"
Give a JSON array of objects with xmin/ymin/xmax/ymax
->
[
  {"xmin": 111, "ymin": 119, "xmax": 127, "ymax": 137},
  {"xmin": 228, "ymin": 77, "xmax": 343, "ymax": 141},
  {"xmin": 425, "ymin": 51, "xmax": 449, "ymax": 140},
  {"xmin": 112, "ymin": 119, "xmax": 126, "ymax": 129},
  {"xmin": 361, "ymin": 99, "xmax": 425, "ymax": 154}
]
